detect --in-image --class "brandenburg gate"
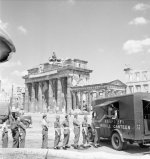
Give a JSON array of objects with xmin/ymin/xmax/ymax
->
[
  {"xmin": 23, "ymin": 53, "xmax": 126, "ymax": 113},
  {"xmin": 23, "ymin": 53, "xmax": 92, "ymax": 113}
]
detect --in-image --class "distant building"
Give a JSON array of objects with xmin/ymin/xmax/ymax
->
[
  {"xmin": 12, "ymin": 86, "xmax": 25, "ymax": 109},
  {"xmin": 124, "ymin": 67, "xmax": 150, "ymax": 93},
  {"xmin": 0, "ymin": 89, "xmax": 10, "ymax": 103}
]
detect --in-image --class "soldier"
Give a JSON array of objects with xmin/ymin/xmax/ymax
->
[
  {"xmin": 73, "ymin": 113, "xmax": 80, "ymax": 149},
  {"xmin": 62, "ymin": 115, "xmax": 70, "ymax": 150},
  {"xmin": 10, "ymin": 111, "xmax": 20, "ymax": 148},
  {"xmin": 54, "ymin": 115, "xmax": 61, "ymax": 149},
  {"xmin": 2, "ymin": 118, "xmax": 8, "ymax": 148},
  {"xmin": 41, "ymin": 114, "xmax": 49, "ymax": 149},
  {"xmin": 91, "ymin": 118, "xmax": 100, "ymax": 148},
  {"xmin": 82, "ymin": 115, "xmax": 89, "ymax": 147},
  {"xmin": 18, "ymin": 117, "xmax": 27, "ymax": 148},
  {"xmin": 107, "ymin": 105, "xmax": 118, "ymax": 119},
  {"xmin": 91, "ymin": 111, "xmax": 106, "ymax": 148}
]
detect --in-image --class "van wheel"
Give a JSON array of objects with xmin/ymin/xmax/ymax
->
[
  {"xmin": 138, "ymin": 143, "xmax": 149, "ymax": 148},
  {"xmin": 24, "ymin": 121, "xmax": 30, "ymax": 128},
  {"xmin": 111, "ymin": 133, "xmax": 127, "ymax": 150}
]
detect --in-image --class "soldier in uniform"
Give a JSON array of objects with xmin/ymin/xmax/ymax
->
[
  {"xmin": 107, "ymin": 105, "xmax": 118, "ymax": 119},
  {"xmin": 91, "ymin": 118, "xmax": 100, "ymax": 148},
  {"xmin": 41, "ymin": 114, "xmax": 49, "ymax": 149},
  {"xmin": 82, "ymin": 115, "xmax": 89, "ymax": 147},
  {"xmin": 73, "ymin": 113, "xmax": 80, "ymax": 149},
  {"xmin": 18, "ymin": 117, "xmax": 27, "ymax": 148},
  {"xmin": 2, "ymin": 118, "xmax": 8, "ymax": 148},
  {"xmin": 54, "ymin": 115, "xmax": 61, "ymax": 149},
  {"xmin": 62, "ymin": 115, "xmax": 70, "ymax": 150},
  {"xmin": 91, "ymin": 111, "xmax": 106, "ymax": 148},
  {"xmin": 10, "ymin": 111, "xmax": 20, "ymax": 148}
]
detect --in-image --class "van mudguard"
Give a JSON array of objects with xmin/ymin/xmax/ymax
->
[{"xmin": 112, "ymin": 129, "xmax": 124, "ymax": 142}]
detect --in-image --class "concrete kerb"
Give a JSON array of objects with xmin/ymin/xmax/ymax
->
[
  {"xmin": 1, "ymin": 148, "xmax": 150, "ymax": 159},
  {"xmin": 47, "ymin": 150, "xmax": 149, "ymax": 159},
  {"xmin": 1, "ymin": 148, "xmax": 48, "ymax": 159}
]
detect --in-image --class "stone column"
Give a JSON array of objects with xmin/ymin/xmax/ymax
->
[
  {"xmin": 80, "ymin": 92, "xmax": 83, "ymax": 111},
  {"xmin": 38, "ymin": 82, "xmax": 43, "ymax": 113},
  {"xmin": 85, "ymin": 92, "xmax": 88, "ymax": 104},
  {"xmin": 49, "ymin": 80, "xmax": 54, "ymax": 112},
  {"xmin": 42, "ymin": 81, "xmax": 48, "ymax": 113},
  {"xmin": 67, "ymin": 76, "xmax": 72, "ymax": 113},
  {"xmin": 76, "ymin": 92, "xmax": 80, "ymax": 109},
  {"xmin": 96, "ymin": 91, "xmax": 99, "ymax": 99},
  {"xmin": 91, "ymin": 92, "xmax": 94, "ymax": 104},
  {"xmin": 24, "ymin": 83, "xmax": 29, "ymax": 112},
  {"xmin": 72, "ymin": 91, "xmax": 76, "ymax": 110},
  {"xmin": 34, "ymin": 83, "xmax": 38, "ymax": 112},
  {"xmin": 57, "ymin": 78, "xmax": 62, "ymax": 112},
  {"xmin": 31, "ymin": 83, "xmax": 35, "ymax": 112},
  {"xmin": 105, "ymin": 89, "xmax": 108, "ymax": 98},
  {"xmin": 87, "ymin": 92, "xmax": 91, "ymax": 112}
]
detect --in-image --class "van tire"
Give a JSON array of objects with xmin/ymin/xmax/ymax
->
[{"xmin": 111, "ymin": 133, "xmax": 127, "ymax": 150}]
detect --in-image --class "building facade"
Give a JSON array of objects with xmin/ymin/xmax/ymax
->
[
  {"xmin": 124, "ymin": 67, "xmax": 150, "ymax": 94},
  {"xmin": 71, "ymin": 80, "xmax": 126, "ymax": 111},
  {"xmin": 0, "ymin": 90, "xmax": 10, "ymax": 103},
  {"xmin": 23, "ymin": 53, "xmax": 126, "ymax": 113},
  {"xmin": 23, "ymin": 53, "xmax": 92, "ymax": 113}
]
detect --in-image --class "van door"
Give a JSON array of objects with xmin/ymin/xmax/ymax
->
[{"xmin": 142, "ymin": 100, "xmax": 150, "ymax": 135}]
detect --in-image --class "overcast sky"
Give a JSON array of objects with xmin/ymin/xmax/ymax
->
[{"xmin": 0, "ymin": 0, "xmax": 150, "ymax": 91}]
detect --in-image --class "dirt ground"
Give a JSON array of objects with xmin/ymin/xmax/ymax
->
[{"xmin": 0, "ymin": 113, "xmax": 150, "ymax": 157}]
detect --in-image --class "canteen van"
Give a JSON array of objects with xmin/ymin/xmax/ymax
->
[{"xmin": 92, "ymin": 92, "xmax": 150, "ymax": 150}]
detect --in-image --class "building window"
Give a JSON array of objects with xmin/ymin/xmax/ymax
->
[
  {"xmin": 129, "ymin": 86, "xmax": 134, "ymax": 93},
  {"xmin": 143, "ymin": 84, "xmax": 149, "ymax": 92},
  {"xmin": 135, "ymin": 72, "xmax": 140, "ymax": 81},
  {"xmin": 143, "ymin": 71, "xmax": 148, "ymax": 81},
  {"xmin": 129, "ymin": 74, "xmax": 133, "ymax": 81},
  {"xmin": 136, "ymin": 85, "xmax": 141, "ymax": 92},
  {"xmin": 75, "ymin": 62, "xmax": 79, "ymax": 67}
]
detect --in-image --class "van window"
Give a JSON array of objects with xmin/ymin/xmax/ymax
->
[
  {"xmin": 142, "ymin": 100, "xmax": 150, "ymax": 133},
  {"xmin": 107, "ymin": 102, "xmax": 119, "ymax": 119}
]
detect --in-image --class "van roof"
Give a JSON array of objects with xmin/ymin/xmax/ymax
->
[{"xmin": 94, "ymin": 92, "xmax": 150, "ymax": 102}]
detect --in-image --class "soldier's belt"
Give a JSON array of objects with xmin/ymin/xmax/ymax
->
[{"xmin": 63, "ymin": 127, "xmax": 70, "ymax": 129}]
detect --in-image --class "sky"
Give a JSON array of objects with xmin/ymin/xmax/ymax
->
[{"xmin": 0, "ymin": 0, "xmax": 150, "ymax": 92}]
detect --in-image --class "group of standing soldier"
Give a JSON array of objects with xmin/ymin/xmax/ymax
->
[
  {"xmin": 2, "ymin": 112, "xmax": 100, "ymax": 150},
  {"xmin": 41, "ymin": 113, "xmax": 100, "ymax": 150},
  {"xmin": 1, "ymin": 111, "xmax": 27, "ymax": 148}
]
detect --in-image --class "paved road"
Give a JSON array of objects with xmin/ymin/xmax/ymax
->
[{"xmin": 1, "ymin": 113, "xmax": 150, "ymax": 157}]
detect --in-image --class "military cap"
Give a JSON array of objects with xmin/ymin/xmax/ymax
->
[
  {"xmin": 42, "ymin": 113, "xmax": 47, "ymax": 118},
  {"xmin": 65, "ymin": 115, "xmax": 68, "ymax": 118}
]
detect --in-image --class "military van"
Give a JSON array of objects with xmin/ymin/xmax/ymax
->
[{"xmin": 92, "ymin": 92, "xmax": 150, "ymax": 150}]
